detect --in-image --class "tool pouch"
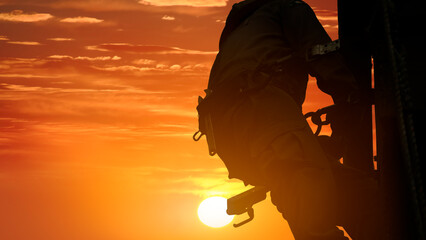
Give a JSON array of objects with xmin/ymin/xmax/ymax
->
[
  {"xmin": 193, "ymin": 70, "xmax": 274, "ymax": 157},
  {"xmin": 193, "ymin": 92, "xmax": 217, "ymax": 156}
]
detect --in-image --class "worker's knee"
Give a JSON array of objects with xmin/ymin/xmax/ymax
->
[{"xmin": 269, "ymin": 167, "xmax": 337, "ymax": 220}]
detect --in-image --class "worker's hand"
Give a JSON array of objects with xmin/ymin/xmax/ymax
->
[
  {"xmin": 328, "ymin": 88, "xmax": 374, "ymax": 134},
  {"xmin": 316, "ymin": 135, "xmax": 343, "ymax": 161},
  {"xmin": 326, "ymin": 101, "xmax": 365, "ymax": 153}
]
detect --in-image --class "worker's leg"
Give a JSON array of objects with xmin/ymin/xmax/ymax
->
[
  {"xmin": 332, "ymin": 163, "xmax": 380, "ymax": 239},
  {"xmin": 214, "ymin": 85, "xmax": 346, "ymax": 239},
  {"xmin": 244, "ymin": 85, "xmax": 346, "ymax": 239},
  {"xmin": 255, "ymin": 128, "xmax": 348, "ymax": 240}
]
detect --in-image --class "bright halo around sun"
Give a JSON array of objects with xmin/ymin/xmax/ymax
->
[{"xmin": 197, "ymin": 196, "xmax": 235, "ymax": 228}]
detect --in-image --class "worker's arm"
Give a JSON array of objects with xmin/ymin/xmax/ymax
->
[{"xmin": 280, "ymin": 0, "xmax": 359, "ymax": 105}]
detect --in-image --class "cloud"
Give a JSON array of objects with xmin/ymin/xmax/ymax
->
[
  {"xmin": 0, "ymin": 10, "xmax": 53, "ymax": 22},
  {"xmin": 0, "ymin": 0, "xmax": 226, "ymax": 17},
  {"xmin": 172, "ymin": 25, "xmax": 193, "ymax": 33},
  {"xmin": 323, "ymin": 24, "xmax": 338, "ymax": 29},
  {"xmin": 135, "ymin": 166, "xmax": 248, "ymax": 198},
  {"xmin": 7, "ymin": 41, "xmax": 41, "ymax": 45},
  {"xmin": 48, "ymin": 0, "xmax": 144, "ymax": 11},
  {"xmin": 144, "ymin": 104, "xmax": 196, "ymax": 117},
  {"xmin": 46, "ymin": 37, "xmax": 74, "ymax": 41},
  {"xmin": 0, "ymin": 58, "xmax": 48, "ymax": 68},
  {"xmin": 169, "ymin": 64, "xmax": 181, "ymax": 70},
  {"xmin": 0, "ymin": 73, "xmax": 58, "ymax": 79},
  {"xmin": 60, "ymin": 16, "xmax": 104, "ymax": 23},
  {"xmin": 0, "ymin": 36, "xmax": 9, "ymax": 41},
  {"xmin": 161, "ymin": 15, "xmax": 175, "ymax": 20},
  {"xmin": 132, "ymin": 59, "xmax": 156, "ymax": 65},
  {"xmin": 48, "ymin": 55, "xmax": 121, "ymax": 61},
  {"xmin": 1, "ymin": 0, "xmax": 226, "ymax": 15},
  {"xmin": 93, "ymin": 63, "xmax": 208, "ymax": 74},
  {"xmin": 317, "ymin": 15, "xmax": 338, "ymax": 21},
  {"xmin": 310, "ymin": 9, "xmax": 338, "ymax": 39},
  {"xmin": 93, "ymin": 65, "xmax": 151, "ymax": 72},
  {"xmin": 313, "ymin": 9, "xmax": 338, "ymax": 22},
  {"xmin": 138, "ymin": 0, "xmax": 227, "ymax": 7},
  {"xmin": 86, "ymin": 43, "xmax": 217, "ymax": 55}
]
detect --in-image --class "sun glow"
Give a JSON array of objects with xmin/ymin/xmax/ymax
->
[{"xmin": 197, "ymin": 196, "xmax": 234, "ymax": 228}]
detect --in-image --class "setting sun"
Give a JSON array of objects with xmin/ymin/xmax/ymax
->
[{"xmin": 197, "ymin": 196, "xmax": 235, "ymax": 228}]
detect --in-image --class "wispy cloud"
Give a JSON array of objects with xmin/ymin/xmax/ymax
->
[
  {"xmin": 172, "ymin": 25, "xmax": 193, "ymax": 33},
  {"xmin": 7, "ymin": 41, "xmax": 41, "ymax": 45},
  {"xmin": 143, "ymin": 104, "xmax": 196, "ymax": 117},
  {"xmin": 138, "ymin": 0, "xmax": 228, "ymax": 7},
  {"xmin": 0, "ymin": 36, "xmax": 9, "ymax": 41},
  {"xmin": 161, "ymin": 15, "xmax": 175, "ymax": 21},
  {"xmin": 132, "ymin": 58, "xmax": 156, "ymax": 65},
  {"xmin": 312, "ymin": 9, "xmax": 339, "ymax": 39},
  {"xmin": 0, "ymin": 58, "xmax": 48, "ymax": 68},
  {"xmin": 0, "ymin": 73, "xmax": 58, "ymax": 79},
  {"xmin": 0, "ymin": 10, "xmax": 53, "ymax": 22},
  {"xmin": 60, "ymin": 16, "xmax": 104, "ymax": 23},
  {"xmin": 314, "ymin": 9, "xmax": 338, "ymax": 22},
  {"xmin": 93, "ymin": 65, "xmax": 157, "ymax": 72},
  {"xmin": 93, "ymin": 63, "xmax": 208, "ymax": 74},
  {"xmin": 316, "ymin": 15, "xmax": 338, "ymax": 21},
  {"xmin": 0, "ymin": 0, "xmax": 225, "ymax": 16},
  {"xmin": 48, "ymin": 55, "xmax": 121, "ymax": 61},
  {"xmin": 86, "ymin": 43, "xmax": 217, "ymax": 55},
  {"xmin": 135, "ymin": 166, "xmax": 248, "ymax": 198},
  {"xmin": 323, "ymin": 24, "xmax": 338, "ymax": 29},
  {"xmin": 46, "ymin": 37, "xmax": 74, "ymax": 41},
  {"xmin": 46, "ymin": 0, "xmax": 144, "ymax": 11}
]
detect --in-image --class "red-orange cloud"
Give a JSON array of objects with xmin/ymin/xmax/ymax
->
[
  {"xmin": 60, "ymin": 16, "xmax": 104, "ymax": 23},
  {"xmin": 138, "ymin": 0, "xmax": 227, "ymax": 7},
  {"xmin": 87, "ymin": 43, "xmax": 217, "ymax": 55},
  {"xmin": 0, "ymin": 10, "xmax": 53, "ymax": 22},
  {"xmin": 47, "ymin": 38, "xmax": 75, "ymax": 41},
  {"xmin": 48, "ymin": 55, "xmax": 121, "ymax": 61},
  {"xmin": 7, "ymin": 41, "xmax": 42, "ymax": 46}
]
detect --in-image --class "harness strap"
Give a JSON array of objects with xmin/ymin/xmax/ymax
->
[{"xmin": 306, "ymin": 39, "xmax": 341, "ymax": 62}]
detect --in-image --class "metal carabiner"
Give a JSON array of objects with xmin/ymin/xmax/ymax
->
[
  {"xmin": 192, "ymin": 130, "xmax": 204, "ymax": 141},
  {"xmin": 304, "ymin": 107, "xmax": 332, "ymax": 136}
]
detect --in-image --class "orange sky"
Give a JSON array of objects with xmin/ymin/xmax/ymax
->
[{"xmin": 0, "ymin": 0, "xmax": 341, "ymax": 239}]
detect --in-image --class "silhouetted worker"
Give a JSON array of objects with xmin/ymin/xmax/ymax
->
[{"xmin": 196, "ymin": 0, "xmax": 378, "ymax": 239}]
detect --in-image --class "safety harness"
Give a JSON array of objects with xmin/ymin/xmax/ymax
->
[{"xmin": 193, "ymin": 40, "xmax": 341, "ymax": 156}]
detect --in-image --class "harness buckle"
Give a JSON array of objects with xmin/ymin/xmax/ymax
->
[{"xmin": 306, "ymin": 39, "xmax": 341, "ymax": 62}]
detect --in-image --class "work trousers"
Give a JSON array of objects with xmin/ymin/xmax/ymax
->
[{"xmin": 212, "ymin": 84, "xmax": 378, "ymax": 240}]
